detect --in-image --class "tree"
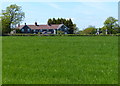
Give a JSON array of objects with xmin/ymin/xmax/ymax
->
[
  {"xmin": 104, "ymin": 17, "xmax": 118, "ymax": 34},
  {"xmin": 2, "ymin": 4, "xmax": 25, "ymax": 34},
  {"xmin": 1, "ymin": 16, "xmax": 11, "ymax": 34},
  {"xmin": 0, "ymin": 19, "xmax": 2, "ymax": 35},
  {"xmin": 112, "ymin": 23, "xmax": 120, "ymax": 33},
  {"xmin": 101, "ymin": 26, "xmax": 107, "ymax": 34},
  {"xmin": 52, "ymin": 18, "xmax": 56, "ymax": 24},
  {"xmin": 82, "ymin": 26, "xmax": 97, "ymax": 34},
  {"xmin": 67, "ymin": 19, "xmax": 74, "ymax": 34},
  {"xmin": 47, "ymin": 19, "xmax": 52, "ymax": 25},
  {"xmin": 47, "ymin": 18, "xmax": 76, "ymax": 34}
]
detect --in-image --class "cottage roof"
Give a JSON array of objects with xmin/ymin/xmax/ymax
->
[{"xmin": 17, "ymin": 24, "xmax": 63, "ymax": 30}]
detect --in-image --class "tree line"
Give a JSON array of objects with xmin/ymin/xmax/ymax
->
[
  {"xmin": 48, "ymin": 18, "xmax": 77, "ymax": 34},
  {"xmin": 80, "ymin": 17, "xmax": 120, "ymax": 35},
  {"xmin": 1, "ymin": 4, "xmax": 120, "ymax": 35}
]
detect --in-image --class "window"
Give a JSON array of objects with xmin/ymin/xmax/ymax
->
[
  {"xmin": 39, "ymin": 29, "xmax": 42, "ymax": 32},
  {"xmin": 49, "ymin": 29, "xmax": 52, "ymax": 31},
  {"xmin": 42, "ymin": 29, "xmax": 47, "ymax": 31},
  {"xmin": 28, "ymin": 29, "xmax": 30, "ymax": 32},
  {"xmin": 21, "ymin": 29, "xmax": 24, "ymax": 32}
]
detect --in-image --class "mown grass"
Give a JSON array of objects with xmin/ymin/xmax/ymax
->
[
  {"xmin": 0, "ymin": 36, "xmax": 2, "ymax": 85},
  {"xmin": 2, "ymin": 36, "xmax": 118, "ymax": 84}
]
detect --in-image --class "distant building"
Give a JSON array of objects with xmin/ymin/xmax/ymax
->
[
  {"xmin": 10, "ymin": 30, "xmax": 16, "ymax": 35},
  {"xmin": 96, "ymin": 28, "xmax": 100, "ymax": 35},
  {"xmin": 16, "ymin": 22, "xmax": 69, "ymax": 34}
]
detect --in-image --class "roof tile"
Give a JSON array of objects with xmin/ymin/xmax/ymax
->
[{"xmin": 17, "ymin": 24, "xmax": 63, "ymax": 30}]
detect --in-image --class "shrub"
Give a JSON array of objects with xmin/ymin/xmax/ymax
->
[{"xmin": 16, "ymin": 29, "xmax": 21, "ymax": 33}]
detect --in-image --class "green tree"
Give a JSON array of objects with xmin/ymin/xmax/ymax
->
[
  {"xmin": 52, "ymin": 18, "xmax": 56, "ymax": 24},
  {"xmin": 47, "ymin": 18, "xmax": 76, "ymax": 34},
  {"xmin": 113, "ymin": 23, "xmax": 120, "ymax": 33},
  {"xmin": 2, "ymin": 4, "xmax": 25, "ymax": 34},
  {"xmin": 56, "ymin": 18, "xmax": 61, "ymax": 24},
  {"xmin": 101, "ymin": 26, "xmax": 107, "ymax": 34},
  {"xmin": 48, "ymin": 19, "xmax": 52, "ymax": 25},
  {"xmin": 104, "ymin": 17, "xmax": 118, "ymax": 34},
  {"xmin": 82, "ymin": 26, "xmax": 97, "ymax": 34},
  {"xmin": 67, "ymin": 19, "xmax": 74, "ymax": 34},
  {"xmin": 1, "ymin": 17, "xmax": 11, "ymax": 34},
  {"xmin": 74, "ymin": 26, "xmax": 79, "ymax": 34},
  {"xmin": 0, "ymin": 19, "xmax": 2, "ymax": 35}
]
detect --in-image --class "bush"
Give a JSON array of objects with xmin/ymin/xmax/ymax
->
[{"xmin": 16, "ymin": 29, "xmax": 21, "ymax": 33}]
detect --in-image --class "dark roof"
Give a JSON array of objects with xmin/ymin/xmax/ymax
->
[{"xmin": 17, "ymin": 24, "xmax": 63, "ymax": 30}]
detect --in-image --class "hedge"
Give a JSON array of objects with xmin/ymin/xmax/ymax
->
[{"xmin": 2, "ymin": 33, "xmax": 120, "ymax": 36}]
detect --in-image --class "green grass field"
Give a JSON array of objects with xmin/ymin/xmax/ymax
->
[
  {"xmin": 2, "ymin": 36, "xmax": 118, "ymax": 84},
  {"xmin": 0, "ymin": 37, "xmax": 2, "ymax": 85}
]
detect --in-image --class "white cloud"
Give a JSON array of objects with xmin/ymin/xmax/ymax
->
[
  {"xmin": 48, "ymin": 3, "xmax": 61, "ymax": 9},
  {"xmin": 47, "ymin": 3, "xmax": 62, "ymax": 10}
]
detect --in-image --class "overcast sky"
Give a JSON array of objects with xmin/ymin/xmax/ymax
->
[{"xmin": 1, "ymin": 1, "xmax": 118, "ymax": 30}]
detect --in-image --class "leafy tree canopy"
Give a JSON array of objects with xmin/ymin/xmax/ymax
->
[
  {"xmin": 82, "ymin": 25, "xmax": 97, "ymax": 34},
  {"xmin": 47, "ymin": 18, "xmax": 76, "ymax": 34},
  {"xmin": 2, "ymin": 4, "xmax": 25, "ymax": 29},
  {"xmin": 104, "ymin": 17, "xmax": 118, "ymax": 34}
]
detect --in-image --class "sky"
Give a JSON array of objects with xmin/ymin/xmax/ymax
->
[{"xmin": 1, "ymin": 1, "xmax": 119, "ymax": 30}]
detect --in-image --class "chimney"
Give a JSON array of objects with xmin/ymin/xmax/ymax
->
[
  {"xmin": 25, "ymin": 23, "xmax": 26, "ymax": 25},
  {"xmin": 35, "ymin": 22, "xmax": 39, "ymax": 26},
  {"xmin": 18, "ymin": 24, "xmax": 20, "ymax": 27}
]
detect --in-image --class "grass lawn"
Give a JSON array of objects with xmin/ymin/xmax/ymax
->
[
  {"xmin": 2, "ymin": 36, "xmax": 118, "ymax": 84},
  {"xmin": 0, "ymin": 36, "xmax": 2, "ymax": 85}
]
